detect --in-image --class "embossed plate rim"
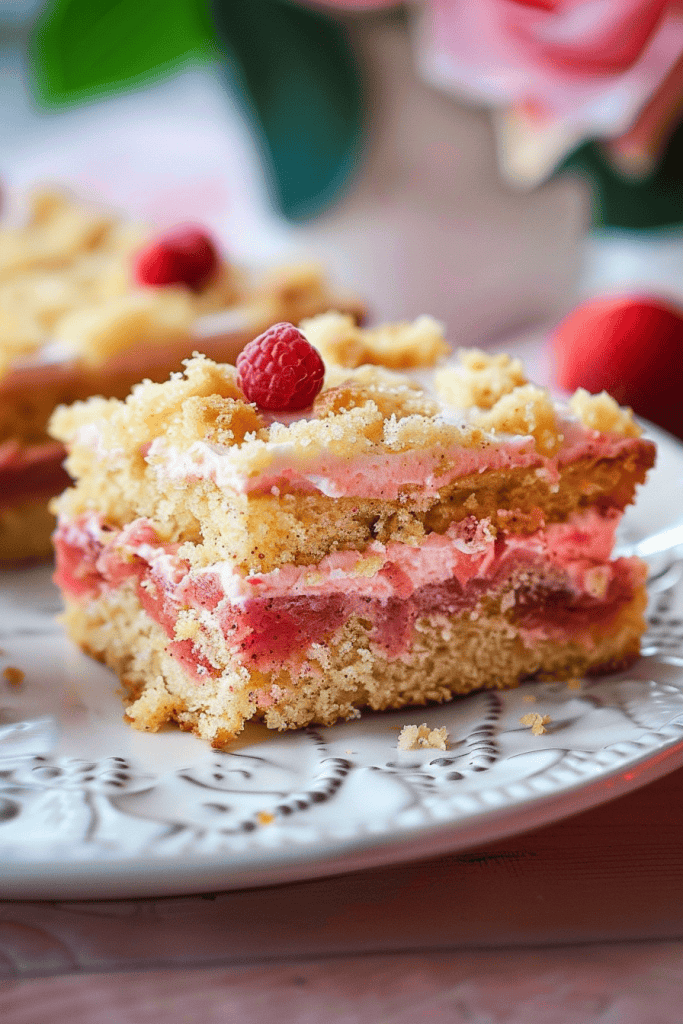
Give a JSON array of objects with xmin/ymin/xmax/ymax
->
[{"xmin": 3, "ymin": 725, "xmax": 683, "ymax": 901}]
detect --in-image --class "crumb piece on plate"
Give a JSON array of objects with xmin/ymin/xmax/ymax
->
[
  {"xmin": 3, "ymin": 666, "xmax": 25, "ymax": 687},
  {"xmin": 520, "ymin": 712, "xmax": 551, "ymax": 736},
  {"xmin": 398, "ymin": 723, "xmax": 449, "ymax": 751},
  {"xmin": 257, "ymin": 811, "xmax": 275, "ymax": 825}
]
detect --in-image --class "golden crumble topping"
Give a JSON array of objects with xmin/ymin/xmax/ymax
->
[
  {"xmin": 50, "ymin": 354, "xmax": 247, "ymax": 456},
  {"xmin": 301, "ymin": 311, "xmax": 448, "ymax": 369},
  {"xmin": 0, "ymin": 189, "xmax": 116, "ymax": 278},
  {"xmin": 49, "ymin": 322, "xmax": 655, "ymax": 576},
  {"xmin": 53, "ymin": 289, "xmax": 196, "ymax": 364},
  {"xmin": 570, "ymin": 388, "xmax": 642, "ymax": 438},
  {"xmin": 473, "ymin": 384, "xmax": 562, "ymax": 456},
  {"xmin": 49, "ymin": 336, "xmax": 651, "ymax": 501},
  {"xmin": 51, "ymin": 352, "xmax": 482, "ymax": 469},
  {"xmin": 435, "ymin": 348, "xmax": 527, "ymax": 410},
  {"xmin": 314, "ymin": 365, "xmax": 440, "ymax": 426}
]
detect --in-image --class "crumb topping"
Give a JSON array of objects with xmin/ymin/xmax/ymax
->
[
  {"xmin": 435, "ymin": 348, "xmax": 527, "ymax": 410},
  {"xmin": 53, "ymin": 289, "xmax": 196, "ymax": 365},
  {"xmin": 50, "ymin": 319, "xmax": 643, "ymax": 476},
  {"xmin": 50, "ymin": 352, "xmax": 486, "ymax": 467},
  {"xmin": 49, "ymin": 319, "xmax": 655, "ymax": 575},
  {"xmin": 397, "ymin": 723, "xmax": 449, "ymax": 750},
  {"xmin": 244, "ymin": 263, "xmax": 354, "ymax": 334},
  {"xmin": 473, "ymin": 385, "xmax": 563, "ymax": 456},
  {"xmin": 301, "ymin": 311, "xmax": 448, "ymax": 369},
  {"xmin": 50, "ymin": 354, "xmax": 247, "ymax": 456},
  {"xmin": 570, "ymin": 388, "xmax": 642, "ymax": 438}
]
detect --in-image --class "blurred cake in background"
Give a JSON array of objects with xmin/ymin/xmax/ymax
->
[{"xmin": 0, "ymin": 187, "xmax": 363, "ymax": 562}]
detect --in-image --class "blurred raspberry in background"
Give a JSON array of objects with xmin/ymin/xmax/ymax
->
[{"xmin": 552, "ymin": 295, "xmax": 683, "ymax": 437}]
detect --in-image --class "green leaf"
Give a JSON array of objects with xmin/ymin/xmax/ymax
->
[
  {"xmin": 30, "ymin": 0, "xmax": 217, "ymax": 107},
  {"xmin": 211, "ymin": 0, "xmax": 364, "ymax": 221}
]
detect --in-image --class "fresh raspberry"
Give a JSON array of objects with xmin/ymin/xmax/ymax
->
[
  {"xmin": 236, "ymin": 323, "xmax": 325, "ymax": 411},
  {"xmin": 134, "ymin": 225, "xmax": 219, "ymax": 290},
  {"xmin": 552, "ymin": 294, "xmax": 683, "ymax": 438}
]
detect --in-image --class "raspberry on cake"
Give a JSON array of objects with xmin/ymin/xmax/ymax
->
[
  {"xmin": 236, "ymin": 323, "xmax": 325, "ymax": 410},
  {"xmin": 0, "ymin": 188, "xmax": 363, "ymax": 561},
  {"xmin": 50, "ymin": 316, "xmax": 655, "ymax": 748}
]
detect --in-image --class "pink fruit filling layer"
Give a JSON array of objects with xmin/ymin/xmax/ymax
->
[{"xmin": 54, "ymin": 509, "xmax": 645, "ymax": 681}]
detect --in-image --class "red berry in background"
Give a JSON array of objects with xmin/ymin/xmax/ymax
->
[
  {"xmin": 236, "ymin": 323, "xmax": 325, "ymax": 412},
  {"xmin": 552, "ymin": 295, "xmax": 683, "ymax": 438},
  {"xmin": 134, "ymin": 226, "xmax": 219, "ymax": 290}
]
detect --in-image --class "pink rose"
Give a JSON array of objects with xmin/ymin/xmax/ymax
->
[
  {"xmin": 419, "ymin": 1, "xmax": 683, "ymax": 118},
  {"xmin": 308, "ymin": 1, "xmax": 683, "ymax": 176}
]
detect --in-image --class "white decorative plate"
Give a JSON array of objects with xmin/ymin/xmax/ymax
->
[{"xmin": 1, "ymin": 426, "xmax": 683, "ymax": 900}]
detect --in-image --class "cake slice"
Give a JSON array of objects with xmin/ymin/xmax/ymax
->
[
  {"xmin": 50, "ymin": 316, "xmax": 655, "ymax": 747},
  {"xmin": 0, "ymin": 189, "xmax": 362, "ymax": 560}
]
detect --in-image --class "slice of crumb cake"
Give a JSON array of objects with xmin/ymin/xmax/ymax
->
[{"xmin": 49, "ymin": 315, "xmax": 655, "ymax": 747}]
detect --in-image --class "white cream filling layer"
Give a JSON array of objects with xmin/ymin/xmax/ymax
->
[{"xmin": 145, "ymin": 417, "xmax": 640, "ymax": 501}]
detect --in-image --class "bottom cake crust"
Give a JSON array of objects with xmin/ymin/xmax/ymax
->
[{"xmin": 61, "ymin": 581, "xmax": 648, "ymax": 748}]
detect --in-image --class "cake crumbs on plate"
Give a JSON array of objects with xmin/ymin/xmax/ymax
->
[
  {"xmin": 3, "ymin": 666, "xmax": 25, "ymax": 687},
  {"xmin": 520, "ymin": 712, "xmax": 551, "ymax": 736},
  {"xmin": 522, "ymin": 694, "xmax": 536, "ymax": 703},
  {"xmin": 397, "ymin": 723, "xmax": 449, "ymax": 751},
  {"xmin": 257, "ymin": 811, "xmax": 275, "ymax": 825}
]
